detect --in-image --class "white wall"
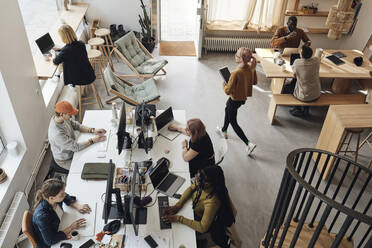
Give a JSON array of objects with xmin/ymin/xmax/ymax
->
[
  {"xmin": 340, "ymin": 0, "xmax": 372, "ymax": 50},
  {"xmin": 77, "ymin": 0, "xmax": 151, "ymax": 32},
  {"xmin": 0, "ymin": 0, "xmax": 48, "ymax": 216}
]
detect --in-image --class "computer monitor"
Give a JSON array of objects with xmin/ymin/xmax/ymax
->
[
  {"xmin": 123, "ymin": 163, "xmax": 147, "ymax": 235},
  {"xmin": 102, "ymin": 160, "xmax": 124, "ymax": 224},
  {"xmin": 117, "ymin": 103, "xmax": 131, "ymax": 154},
  {"xmin": 35, "ymin": 33, "xmax": 55, "ymax": 55}
]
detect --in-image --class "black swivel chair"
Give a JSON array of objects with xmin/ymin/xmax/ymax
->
[{"xmin": 47, "ymin": 158, "xmax": 69, "ymax": 179}]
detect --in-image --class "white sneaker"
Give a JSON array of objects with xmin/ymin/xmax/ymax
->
[
  {"xmin": 246, "ymin": 142, "xmax": 256, "ymax": 156},
  {"xmin": 216, "ymin": 126, "xmax": 228, "ymax": 139}
]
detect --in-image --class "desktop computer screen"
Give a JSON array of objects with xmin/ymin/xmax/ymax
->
[
  {"xmin": 117, "ymin": 103, "xmax": 132, "ymax": 154},
  {"xmin": 103, "ymin": 160, "xmax": 124, "ymax": 223}
]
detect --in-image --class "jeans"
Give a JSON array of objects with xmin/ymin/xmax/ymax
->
[{"xmin": 222, "ymin": 98, "xmax": 249, "ymax": 145}]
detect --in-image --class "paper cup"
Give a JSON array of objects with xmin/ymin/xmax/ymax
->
[{"xmin": 315, "ymin": 48, "xmax": 323, "ymax": 59}]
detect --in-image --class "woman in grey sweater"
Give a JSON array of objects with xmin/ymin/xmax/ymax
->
[{"xmin": 48, "ymin": 101, "xmax": 106, "ymax": 170}]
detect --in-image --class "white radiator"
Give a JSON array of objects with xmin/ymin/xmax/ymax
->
[
  {"xmin": 204, "ymin": 37, "xmax": 272, "ymax": 52},
  {"xmin": 0, "ymin": 192, "xmax": 29, "ymax": 247}
]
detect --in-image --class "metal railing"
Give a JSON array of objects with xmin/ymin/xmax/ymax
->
[{"xmin": 262, "ymin": 148, "xmax": 372, "ymax": 248}]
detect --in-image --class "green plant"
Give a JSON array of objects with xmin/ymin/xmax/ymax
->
[{"xmin": 139, "ymin": 0, "xmax": 152, "ymax": 42}]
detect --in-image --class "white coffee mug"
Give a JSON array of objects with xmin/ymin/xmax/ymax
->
[
  {"xmin": 70, "ymin": 230, "xmax": 79, "ymax": 241},
  {"xmin": 7, "ymin": 141, "xmax": 19, "ymax": 156},
  {"xmin": 280, "ymin": 64, "xmax": 286, "ymax": 72},
  {"xmin": 315, "ymin": 48, "xmax": 323, "ymax": 59}
]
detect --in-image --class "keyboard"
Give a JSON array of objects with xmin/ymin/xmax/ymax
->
[
  {"xmin": 158, "ymin": 174, "xmax": 177, "ymax": 192},
  {"xmin": 158, "ymin": 196, "xmax": 171, "ymax": 229}
]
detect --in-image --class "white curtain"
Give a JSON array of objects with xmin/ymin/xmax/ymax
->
[
  {"xmin": 207, "ymin": 0, "xmax": 258, "ymax": 22},
  {"xmin": 249, "ymin": 0, "xmax": 288, "ymax": 31},
  {"xmin": 207, "ymin": 0, "xmax": 287, "ymax": 30}
]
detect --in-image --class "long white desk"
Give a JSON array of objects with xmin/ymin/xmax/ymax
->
[
  {"xmin": 69, "ymin": 110, "xmax": 189, "ymax": 174},
  {"xmin": 52, "ymin": 110, "xmax": 196, "ymax": 247}
]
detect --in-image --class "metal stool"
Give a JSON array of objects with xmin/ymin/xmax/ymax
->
[
  {"xmin": 88, "ymin": 49, "xmax": 109, "ymax": 96},
  {"xmin": 338, "ymin": 128, "xmax": 363, "ymax": 173},
  {"xmin": 88, "ymin": 37, "xmax": 110, "ymax": 69},
  {"xmin": 94, "ymin": 28, "xmax": 119, "ymax": 68}
]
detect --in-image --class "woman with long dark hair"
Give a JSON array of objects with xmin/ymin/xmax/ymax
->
[
  {"xmin": 169, "ymin": 118, "xmax": 215, "ymax": 178},
  {"xmin": 32, "ymin": 179, "xmax": 90, "ymax": 247},
  {"xmin": 162, "ymin": 166, "xmax": 235, "ymax": 247}
]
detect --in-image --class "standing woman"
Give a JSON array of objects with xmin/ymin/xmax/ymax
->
[
  {"xmin": 216, "ymin": 47, "xmax": 257, "ymax": 156},
  {"xmin": 32, "ymin": 179, "xmax": 90, "ymax": 247},
  {"xmin": 169, "ymin": 119, "xmax": 215, "ymax": 178},
  {"xmin": 52, "ymin": 24, "xmax": 96, "ymax": 87}
]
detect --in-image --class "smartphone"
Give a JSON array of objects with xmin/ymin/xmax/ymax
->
[
  {"xmin": 79, "ymin": 239, "xmax": 95, "ymax": 248},
  {"xmin": 144, "ymin": 235, "xmax": 158, "ymax": 248}
]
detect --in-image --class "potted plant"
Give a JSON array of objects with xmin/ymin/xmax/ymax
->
[{"xmin": 139, "ymin": 0, "xmax": 155, "ymax": 53}]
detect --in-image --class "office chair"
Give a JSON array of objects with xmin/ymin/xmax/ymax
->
[
  {"xmin": 22, "ymin": 211, "xmax": 37, "ymax": 248},
  {"xmin": 47, "ymin": 157, "xmax": 69, "ymax": 179},
  {"xmin": 215, "ymin": 138, "xmax": 228, "ymax": 166}
]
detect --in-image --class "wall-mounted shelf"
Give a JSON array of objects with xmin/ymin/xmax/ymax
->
[{"xmin": 285, "ymin": 10, "xmax": 329, "ymax": 17}]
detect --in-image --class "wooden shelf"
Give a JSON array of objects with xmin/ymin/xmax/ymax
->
[
  {"xmin": 306, "ymin": 28, "xmax": 329, "ymax": 34},
  {"xmin": 285, "ymin": 10, "xmax": 329, "ymax": 17}
]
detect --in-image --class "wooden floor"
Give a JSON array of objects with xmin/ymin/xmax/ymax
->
[
  {"xmin": 159, "ymin": 41, "xmax": 196, "ymax": 56},
  {"xmin": 260, "ymin": 222, "xmax": 353, "ymax": 248}
]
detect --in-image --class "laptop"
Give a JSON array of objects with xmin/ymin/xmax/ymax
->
[
  {"xmin": 35, "ymin": 33, "xmax": 60, "ymax": 55},
  {"xmin": 149, "ymin": 159, "xmax": 185, "ymax": 197},
  {"xmin": 155, "ymin": 107, "xmax": 182, "ymax": 141}
]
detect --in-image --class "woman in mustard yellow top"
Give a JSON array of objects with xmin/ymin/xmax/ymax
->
[
  {"xmin": 162, "ymin": 166, "xmax": 235, "ymax": 247},
  {"xmin": 216, "ymin": 47, "xmax": 257, "ymax": 156}
]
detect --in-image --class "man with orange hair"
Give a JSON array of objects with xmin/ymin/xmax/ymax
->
[{"xmin": 216, "ymin": 47, "xmax": 257, "ymax": 156}]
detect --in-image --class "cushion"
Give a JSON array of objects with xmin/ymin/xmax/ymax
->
[
  {"xmin": 115, "ymin": 32, "xmax": 150, "ymax": 67},
  {"xmin": 132, "ymin": 78, "xmax": 160, "ymax": 103},
  {"xmin": 104, "ymin": 67, "xmax": 134, "ymax": 98},
  {"xmin": 135, "ymin": 58, "xmax": 168, "ymax": 74}
]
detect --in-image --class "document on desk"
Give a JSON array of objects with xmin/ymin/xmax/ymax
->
[
  {"xmin": 125, "ymin": 234, "xmax": 170, "ymax": 248},
  {"xmin": 59, "ymin": 202, "xmax": 96, "ymax": 236}
]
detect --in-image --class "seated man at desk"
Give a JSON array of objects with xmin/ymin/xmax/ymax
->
[
  {"xmin": 32, "ymin": 178, "xmax": 90, "ymax": 247},
  {"xmin": 271, "ymin": 16, "xmax": 311, "ymax": 49},
  {"xmin": 48, "ymin": 101, "xmax": 106, "ymax": 170},
  {"xmin": 168, "ymin": 118, "xmax": 215, "ymax": 178},
  {"xmin": 162, "ymin": 166, "xmax": 235, "ymax": 247},
  {"xmin": 290, "ymin": 45, "xmax": 321, "ymax": 117}
]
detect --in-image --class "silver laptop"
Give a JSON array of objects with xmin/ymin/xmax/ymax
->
[
  {"xmin": 156, "ymin": 107, "xmax": 182, "ymax": 141},
  {"xmin": 149, "ymin": 159, "xmax": 185, "ymax": 197}
]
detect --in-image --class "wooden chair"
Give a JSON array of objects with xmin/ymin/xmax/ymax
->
[
  {"xmin": 112, "ymin": 31, "xmax": 167, "ymax": 81},
  {"xmin": 22, "ymin": 210, "xmax": 37, "ymax": 248},
  {"xmin": 103, "ymin": 66, "xmax": 160, "ymax": 106}
]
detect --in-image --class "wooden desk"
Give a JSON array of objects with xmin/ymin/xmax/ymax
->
[
  {"xmin": 256, "ymin": 49, "xmax": 372, "ymax": 94},
  {"xmin": 315, "ymin": 104, "xmax": 372, "ymax": 179},
  {"xmin": 33, "ymin": 3, "xmax": 89, "ymax": 79}
]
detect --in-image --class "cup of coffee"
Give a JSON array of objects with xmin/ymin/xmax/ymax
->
[
  {"xmin": 315, "ymin": 48, "xmax": 323, "ymax": 59},
  {"xmin": 70, "ymin": 230, "xmax": 79, "ymax": 241},
  {"xmin": 280, "ymin": 64, "xmax": 286, "ymax": 72}
]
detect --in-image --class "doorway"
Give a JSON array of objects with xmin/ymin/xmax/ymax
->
[{"xmin": 160, "ymin": 0, "xmax": 196, "ymax": 41}]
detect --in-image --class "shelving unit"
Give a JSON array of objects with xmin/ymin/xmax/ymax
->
[{"xmin": 285, "ymin": 10, "xmax": 329, "ymax": 17}]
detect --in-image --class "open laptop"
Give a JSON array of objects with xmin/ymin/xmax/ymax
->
[
  {"xmin": 155, "ymin": 107, "xmax": 182, "ymax": 141},
  {"xmin": 35, "ymin": 33, "xmax": 60, "ymax": 55},
  {"xmin": 149, "ymin": 159, "xmax": 185, "ymax": 197}
]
